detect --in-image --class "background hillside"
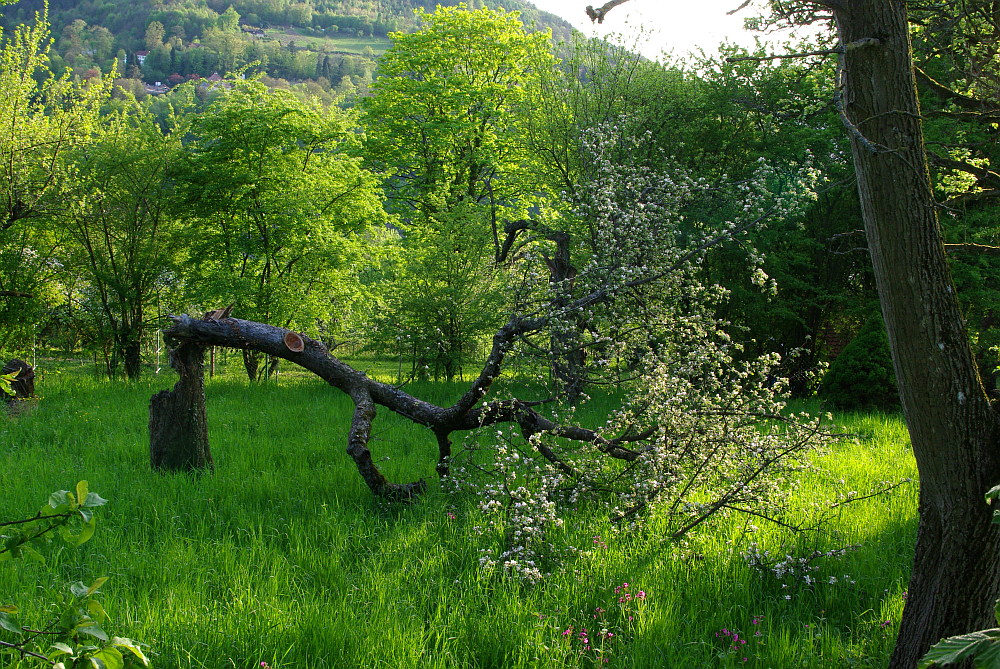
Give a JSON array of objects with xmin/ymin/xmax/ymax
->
[{"xmin": 0, "ymin": 0, "xmax": 575, "ymax": 92}]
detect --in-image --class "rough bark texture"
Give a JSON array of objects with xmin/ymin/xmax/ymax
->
[
  {"xmin": 834, "ymin": 1, "xmax": 1000, "ymax": 665},
  {"xmin": 122, "ymin": 338, "xmax": 142, "ymax": 381},
  {"xmin": 149, "ymin": 341, "xmax": 214, "ymax": 472}
]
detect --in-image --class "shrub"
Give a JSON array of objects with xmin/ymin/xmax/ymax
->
[{"xmin": 820, "ymin": 316, "xmax": 899, "ymax": 411}]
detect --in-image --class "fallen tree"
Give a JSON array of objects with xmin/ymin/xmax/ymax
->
[
  {"xmin": 152, "ymin": 134, "xmax": 843, "ymax": 579},
  {"xmin": 156, "ymin": 309, "xmax": 652, "ymax": 497},
  {"xmin": 155, "ymin": 300, "xmax": 845, "ymax": 581}
]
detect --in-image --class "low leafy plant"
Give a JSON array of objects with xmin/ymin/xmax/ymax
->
[
  {"xmin": 820, "ymin": 316, "xmax": 899, "ymax": 411},
  {"xmin": 0, "ymin": 482, "xmax": 150, "ymax": 668},
  {"xmin": 0, "ymin": 368, "xmax": 17, "ymax": 398}
]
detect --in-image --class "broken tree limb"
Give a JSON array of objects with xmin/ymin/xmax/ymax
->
[
  {"xmin": 347, "ymin": 386, "xmax": 426, "ymax": 499},
  {"xmin": 159, "ymin": 314, "xmax": 656, "ymax": 497}
]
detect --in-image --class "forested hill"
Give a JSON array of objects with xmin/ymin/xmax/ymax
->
[{"xmin": 0, "ymin": 0, "xmax": 575, "ymax": 89}]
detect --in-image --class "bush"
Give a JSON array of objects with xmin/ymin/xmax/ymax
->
[{"xmin": 820, "ymin": 316, "xmax": 899, "ymax": 411}]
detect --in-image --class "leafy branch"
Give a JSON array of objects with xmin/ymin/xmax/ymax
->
[{"xmin": 0, "ymin": 483, "xmax": 150, "ymax": 668}]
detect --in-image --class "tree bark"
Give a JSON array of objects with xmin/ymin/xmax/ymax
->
[
  {"xmin": 833, "ymin": 2, "xmax": 1000, "ymax": 665},
  {"xmin": 149, "ymin": 341, "xmax": 214, "ymax": 472},
  {"xmin": 122, "ymin": 337, "xmax": 142, "ymax": 381}
]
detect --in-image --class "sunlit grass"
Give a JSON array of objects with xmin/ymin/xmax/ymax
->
[
  {"xmin": 263, "ymin": 29, "xmax": 391, "ymax": 55},
  {"xmin": 0, "ymin": 361, "xmax": 917, "ymax": 667}
]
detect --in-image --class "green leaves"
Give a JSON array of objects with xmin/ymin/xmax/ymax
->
[
  {"xmin": 919, "ymin": 628, "xmax": 1000, "ymax": 668},
  {"xmin": 1, "ymin": 485, "xmax": 148, "ymax": 668},
  {"xmin": 173, "ymin": 78, "xmax": 385, "ymax": 350},
  {"xmin": 70, "ymin": 577, "xmax": 108, "ymax": 599},
  {"xmin": 0, "ymin": 369, "xmax": 16, "ymax": 395},
  {"xmin": 986, "ymin": 483, "xmax": 1000, "ymax": 524},
  {"xmin": 0, "ymin": 608, "xmax": 21, "ymax": 635},
  {"xmin": 363, "ymin": 5, "xmax": 553, "ymax": 210},
  {"xmin": 1, "ymin": 480, "xmax": 106, "ymax": 561},
  {"xmin": 112, "ymin": 637, "xmax": 150, "ymax": 665},
  {"xmin": 46, "ymin": 636, "xmax": 151, "ymax": 668},
  {"xmin": 360, "ymin": 6, "xmax": 554, "ymax": 378},
  {"xmin": 49, "ymin": 642, "xmax": 128, "ymax": 669}
]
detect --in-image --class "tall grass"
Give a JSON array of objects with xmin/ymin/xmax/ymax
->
[{"xmin": 0, "ymin": 361, "xmax": 917, "ymax": 667}]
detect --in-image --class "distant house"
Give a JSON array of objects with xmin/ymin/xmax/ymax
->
[
  {"xmin": 135, "ymin": 50, "xmax": 149, "ymax": 65},
  {"xmin": 240, "ymin": 25, "xmax": 265, "ymax": 38},
  {"xmin": 199, "ymin": 72, "xmax": 232, "ymax": 91},
  {"xmin": 143, "ymin": 81, "xmax": 169, "ymax": 95}
]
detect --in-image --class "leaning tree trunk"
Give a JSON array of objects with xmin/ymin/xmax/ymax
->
[
  {"xmin": 149, "ymin": 341, "xmax": 213, "ymax": 471},
  {"xmin": 835, "ymin": 1, "xmax": 1000, "ymax": 665}
]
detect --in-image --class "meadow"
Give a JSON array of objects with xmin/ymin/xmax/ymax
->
[
  {"xmin": 263, "ymin": 29, "xmax": 392, "ymax": 55},
  {"xmin": 0, "ymin": 358, "xmax": 917, "ymax": 668}
]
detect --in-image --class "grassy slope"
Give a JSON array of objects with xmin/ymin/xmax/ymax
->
[
  {"xmin": 0, "ymin": 361, "xmax": 917, "ymax": 668},
  {"xmin": 264, "ymin": 29, "xmax": 393, "ymax": 55}
]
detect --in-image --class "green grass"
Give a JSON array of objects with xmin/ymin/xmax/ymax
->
[
  {"xmin": 263, "ymin": 29, "xmax": 392, "ymax": 55},
  {"xmin": 0, "ymin": 361, "xmax": 918, "ymax": 667}
]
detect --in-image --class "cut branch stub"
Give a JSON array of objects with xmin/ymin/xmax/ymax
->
[{"xmin": 284, "ymin": 331, "xmax": 305, "ymax": 352}]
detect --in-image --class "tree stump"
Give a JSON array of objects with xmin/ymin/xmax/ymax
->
[
  {"xmin": 149, "ymin": 341, "xmax": 213, "ymax": 471},
  {"xmin": 1, "ymin": 359, "xmax": 35, "ymax": 401}
]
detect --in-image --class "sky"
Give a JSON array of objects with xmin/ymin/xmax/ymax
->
[{"xmin": 525, "ymin": 0, "xmax": 805, "ymax": 61}]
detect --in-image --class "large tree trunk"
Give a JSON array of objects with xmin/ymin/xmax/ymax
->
[
  {"xmin": 834, "ymin": 1, "xmax": 1000, "ymax": 665},
  {"xmin": 122, "ymin": 337, "xmax": 142, "ymax": 381},
  {"xmin": 149, "ymin": 341, "xmax": 213, "ymax": 471}
]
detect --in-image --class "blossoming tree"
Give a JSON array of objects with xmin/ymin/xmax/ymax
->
[{"xmin": 152, "ymin": 115, "xmax": 828, "ymax": 581}]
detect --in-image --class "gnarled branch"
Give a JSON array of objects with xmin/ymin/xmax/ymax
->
[{"xmin": 585, "ymin": 0, "xmax": 631, "ymax": 23}]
